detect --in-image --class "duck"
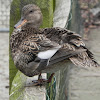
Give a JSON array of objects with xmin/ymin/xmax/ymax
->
[{"xmin": 10, "ymin": 4, "xmax": 99, "ymax": 85}]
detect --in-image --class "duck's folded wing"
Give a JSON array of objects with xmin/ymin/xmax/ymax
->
[
  {"xmin": 61, "ymin": 29, "xmax": 99, "ymax": 67},
  {"xmin": 43, "ymin": 27, "xmax": 99, "ymax": 67},
  {"xmin": 19, "ymin": 34, "xmax": 61, "ymax": 57},
  {"xmin": 19, "ymin": 34, "xmax": 61, "ymax": 71},
  {"xmin": 62, "ymin": 31, "xmax": 99, "ymax": 67}
]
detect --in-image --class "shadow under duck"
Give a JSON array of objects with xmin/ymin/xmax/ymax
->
[{"xmin": 10, "ymin": 4, "xmax": 99, "ymax": 85}]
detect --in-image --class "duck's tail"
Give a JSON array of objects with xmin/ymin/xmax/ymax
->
[{"xmin": 69, "ymin": 49, "xmax": 100, "ymax": 67}]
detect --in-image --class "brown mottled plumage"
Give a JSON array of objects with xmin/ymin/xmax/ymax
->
[{"xmin": 10, "ymin": 4, "xmax": 99, "ymax": 79}]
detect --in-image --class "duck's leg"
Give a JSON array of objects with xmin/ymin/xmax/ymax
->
[
  {"xmin": 38, "ymin": 73, "xmax": 42, "ymax": 80},
  {"xmin": 31, "ymin": 73, "xmax": 46, "ymax": 86},
  {"xmin": 32, "ymin": 73, "xmax": 55, "ymax": 86},
  {"xmin": 37, "ymin": 73, "xmax": 47, "ymax": 86}
]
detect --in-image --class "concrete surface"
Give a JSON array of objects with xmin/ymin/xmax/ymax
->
[
  {"xmin": 0, "ymin": 0, "xmax": 11, "ymax": 29},
  {"xmin": 0, "ymin": 32, "xmax": 9, "ymax": 100}
]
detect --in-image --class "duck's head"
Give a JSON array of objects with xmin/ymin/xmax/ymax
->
[{"xmin": 14, "ymin": 4, "xmax": 43, "ymax": 29}]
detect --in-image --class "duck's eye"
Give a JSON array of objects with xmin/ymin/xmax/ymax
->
[{"xmin": 29, "ymin": 10, "xmax": 33, "ymax": 13}]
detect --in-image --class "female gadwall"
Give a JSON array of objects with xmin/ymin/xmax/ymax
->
[{"xmin": 10, "ymin": 4, "xmax": 99, "ymax": 85}]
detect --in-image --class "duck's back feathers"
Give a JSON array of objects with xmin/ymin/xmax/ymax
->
[{"xmin": 43, "ymin": 27, "xmax": 99, "ymax": 68}]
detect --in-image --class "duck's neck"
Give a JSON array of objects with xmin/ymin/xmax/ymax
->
[
  {"xmin": 22, "ymin": 25, "xmax": 39, "ymax": 31},
  {"xmin": 25, "ymin": 23, "xmax": 40, "ymax": 29}
]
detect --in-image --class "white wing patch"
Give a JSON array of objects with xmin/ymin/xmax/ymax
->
[{"xmin": 38, "ymin": 49, "xmax": 58, "ymax": 59}]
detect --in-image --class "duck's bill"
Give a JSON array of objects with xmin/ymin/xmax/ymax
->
[{"xmin": 14, "ymin": 19, "xmax": 27, "ymax": 29}]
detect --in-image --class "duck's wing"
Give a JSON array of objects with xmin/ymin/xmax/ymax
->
[
  {"xmin": 19, "ymin": 34, "xmax": 61, "ymax": 72},
  {"xmin": 20, "ymin": 34, "xmax": 61, "ymax": 57},
  {"xmin": 63, "ymin": 31, "xmax": 99, "ymax": 67},
  {"xmin": 43, "ymin": 27, "xmax": 99, "ymax": 67}
]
